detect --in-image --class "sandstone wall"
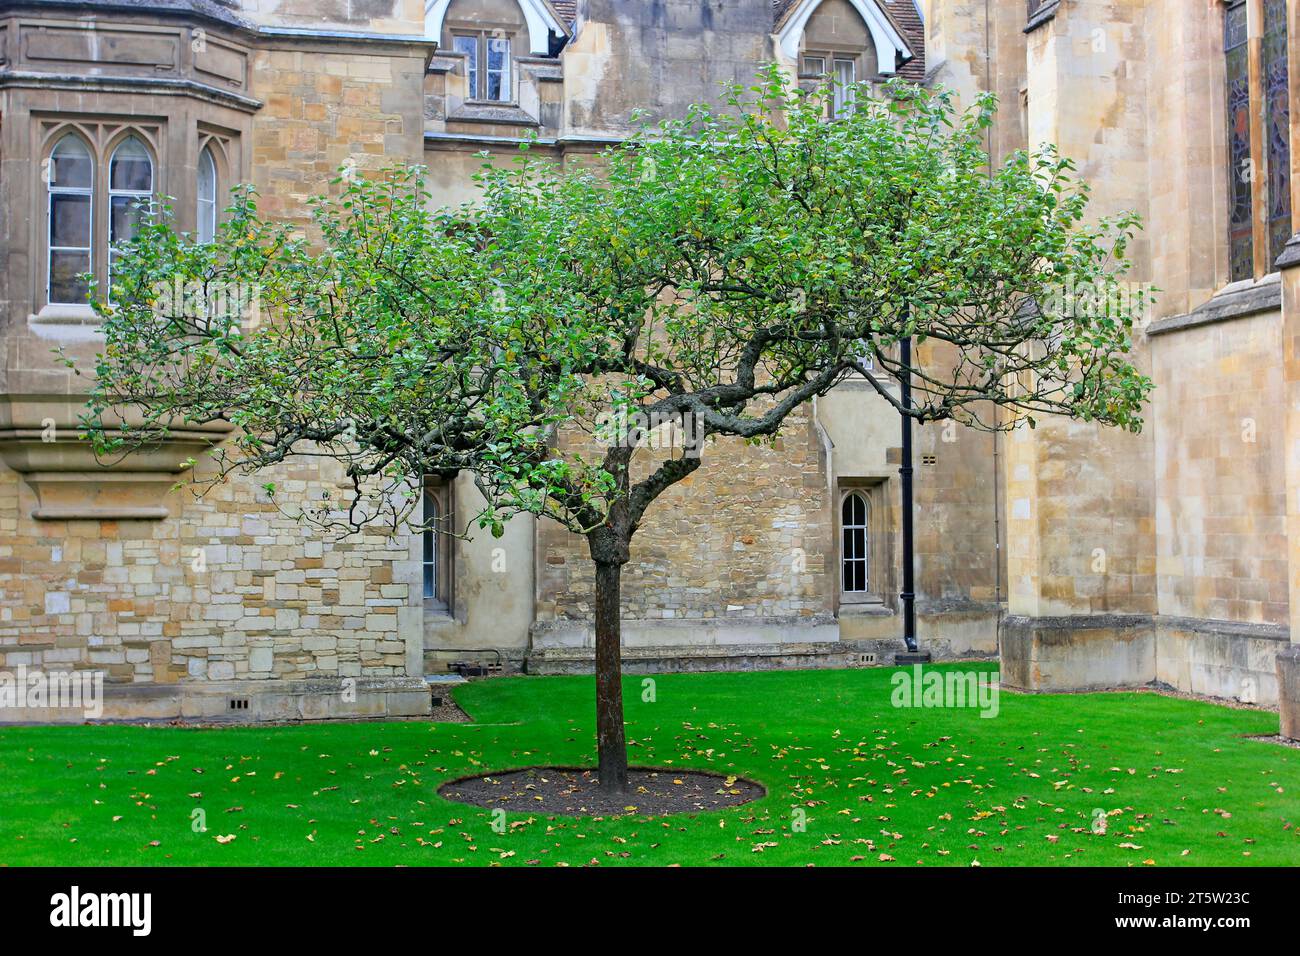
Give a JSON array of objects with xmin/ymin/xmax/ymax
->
[
  {"xmin": 1151, "ymin": 310, "xmax": 1288, "ymax": 626},
  {"xmin": 535, "ymin": 406, "xmax": 834, "ymax": 637}
]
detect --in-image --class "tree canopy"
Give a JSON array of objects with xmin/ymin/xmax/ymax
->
[{"xmin": 83, "ymin": 66, "xmax": 1152, "ymax": 790}]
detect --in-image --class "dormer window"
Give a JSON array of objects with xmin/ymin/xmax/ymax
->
[
  {"xmin": 435, "ymin": 0, "xmax": 546, "ymax": 106},
  {"xmin": 783, "ymin": 0, "xmax": 915, "ymax": 118},
  {"xmin": 453, "ymin": 33, "xmax": 512, "ymax": 102}
]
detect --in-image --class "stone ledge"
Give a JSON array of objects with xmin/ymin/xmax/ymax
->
[
  {"xmin": 526, "ymin": 639, "xmax": 993, "ymax": 675},
  {"xmin": 1002, "ymin": 613, "xmax": 1293, "ymax": 705},
  {"xmin": 1158, "ymin": 615, "xmax": 1288, "ymax": 642},
  {"xmin": 446, "ymin": 103, "xmax": 540, "ymax": 127},
  {"xmin": 0, "ymin": 675, "xmax": 431, "ymax": 725},
  {"xmin": 1146, "ymin": 273, "xmax": 1282, "ymax": 336},
  {"xmin": 530, "ymin": 615, "xmax": 840, "ymax": 650},
  {"xmin": 1277, "ymin": 233, "xmax": 1300, "ymax": 270}
]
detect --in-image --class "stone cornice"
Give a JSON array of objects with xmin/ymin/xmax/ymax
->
[
  {"xmin": 1146, "ymin": 273, "xmax": 1283, "ymax": 336},
  {"xmin": 0, "ymin": 69, "xmax": 262, "ymax": 112},
  {"xmin": 424, "ymin": 130, "xmax": 625, "ymax": 151},
  {"xmin": 0, "ymin": 2, "xmax": 441, "ymax": 57}
]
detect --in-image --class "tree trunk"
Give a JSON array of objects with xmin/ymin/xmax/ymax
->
[{"xmin": 593, "ymin": 558, "xmax": 629, "ymax": 792}]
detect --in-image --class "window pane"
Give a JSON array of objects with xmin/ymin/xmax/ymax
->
[
  {"xmin": 833, "ymin": 59, "xmax": 856, "ymax": 117},
  {"xmin": 1224, "ymin": 0, "xmax": 1254, "ymax": 281},
  {"xmin": 50, "ymin": 193, "xmax": 91, "ymax": 247},
  {"xmin": 423, "ymin": 485, "xmax": 439, "ymax": 600},
  {"xmin": 49, "ymin": 249, "xmax": 91, "ymax": 304},
  {"xmin": 110, "ymin": 138, "xmax": 153, "ymax": 192},
  {"xmin": 198, "ymin": 147, "xmax": 217, "ymax": 202},
  {"xmin": 198, "ymin": 148, "xmax": 218, "ymax": 243},
  {"xmin": 486, "ymin": 37, "xmax": 510, "ymax": 101},
  {"xmin": 803, "ymin": 56, "xmax": 825, "ymax": 76},
  {"xmin": 50, "ymin": 136, "xmax": 92, "ymax": 189},
  {"xmin": 111, "ymin": 195, "xmax": 147, "ymax": 246},
  {"xmin": 454, "ymin": 36, "xmax": 478, "ymax": 97}
]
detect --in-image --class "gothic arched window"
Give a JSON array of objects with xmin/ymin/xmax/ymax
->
[
  {"xmin": 46, "ymin": 134, "xmax": 94, "ymax": 305},
  {"xmin": 107, "ymin": 136, "xmax": 154, "ymax": 284},
  {"xmin": 842, "ymin": 491, "xmax": 870, "ymax": 594},
  {"xmin": 197, "ymin": 145, "xmax": 218, "ymax": 243}
]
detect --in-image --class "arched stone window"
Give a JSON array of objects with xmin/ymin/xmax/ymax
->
[
  {"xmin": 841, "ymin": 490, "xmax": 870, "ymax": 595},
  {"xmin": 107, "ymin": 135, "xmax": 154, "ymax": 283},
  {"xmin": 43, "ymin": 127, "xmax": 157, "ymax": 306},
  {"xmin": 197, "ymin": 145, "xmax": 218, "ymax": 243},
  {"xmin": 45, "ymin": 134, "xmax": 94, "ymax": 305}
]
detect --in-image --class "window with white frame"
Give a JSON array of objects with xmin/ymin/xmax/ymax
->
[
  {"xmin": 46, "ymin": 134, "xmax": 94, "ymax": 305},
  {"xmin": 454, "ymin": 32, "xmax": 512, "ymax": 102},
  {"xmin": 197, "ymin": 145, "xmax": 218, "ymax": 243},
  {"xmin": 485, "ymin": 36, "xmax": 511, "ymax": 101},
  {"xmin": 801, "ymin": 52, "xmax": 862, "ymax": 119},
  {"xmin": 832, "ymin": 57, "xmax": 857, "ymax": 117},
  {"xmin": 453, "ymin": 34, "xmax": 479, "ymax": 98},
  {"xmin": 841, "ymin": 491, "xmax": 870, "ymax": 595},
  {"xmin": 107, "ymin": 136, "xmax": 154, "ymax": 285}
]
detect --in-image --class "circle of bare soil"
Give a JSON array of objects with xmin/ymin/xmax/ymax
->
[{"xmin": 439, "ymin": 766, "xmax": 764, "ymax": 817}]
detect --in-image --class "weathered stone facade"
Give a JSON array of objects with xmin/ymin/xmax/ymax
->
[{"xmin": 2, "ymin": 0, "xmax": 1299, "ymax": 731}]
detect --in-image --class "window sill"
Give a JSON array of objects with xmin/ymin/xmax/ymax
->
[
  {"xmin": 840, "ymin": 600, "xmax": 891, "ymax": 616},
  {"xmin": 30, "ymin": 303, "xmax": 97, "ymax": 326},
  {"xmin": 1146, "ymin": 272, "xmax": 1281, "ymax": 337},
  {"xmin": 448, "ymin": 103, "xmax": 537, "ymax": 126},
  {"xmin": 424, "ymin": 601, "xmax": 454, "ymax": 622}
]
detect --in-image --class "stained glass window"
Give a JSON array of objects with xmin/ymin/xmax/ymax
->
[
  {"xmin": 1263, "ymin": 0, "xmax": 1292, "ymax": 266},
  {"xmin": 1225, "ymin": 0, "xmax": 1253, "ymax": 281}
]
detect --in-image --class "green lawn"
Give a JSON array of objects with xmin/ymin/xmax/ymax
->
[{"xmin": 2, "ymin": 664, "xmax": 1298, "ymax": 866}]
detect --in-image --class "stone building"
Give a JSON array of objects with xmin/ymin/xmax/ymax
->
[{"xmin": 0, "ymin": 0, "xmax": 1298, "ymax": 735}]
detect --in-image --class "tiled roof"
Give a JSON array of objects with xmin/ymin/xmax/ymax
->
[
  {"xmin": 773, "ymin": 0, "xmax": 927, "ymax": 83},
  {"xmin": 773, "ymin": 0, "xmax": 801, "ymax": 19},
  {"xmin": 550, "ymin": 0, "xmax": 577, "ymax": 25}
]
